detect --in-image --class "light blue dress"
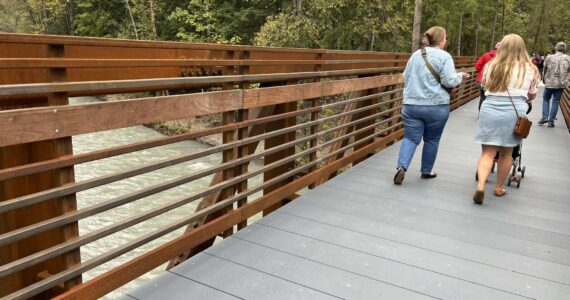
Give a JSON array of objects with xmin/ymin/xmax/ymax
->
[{"xmin": 475, "ymin": 95, "xmax": 529, "ymax": 147}]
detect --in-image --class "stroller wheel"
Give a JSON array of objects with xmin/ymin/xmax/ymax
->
[
  {"xmin": 521, "ymin": 166, "xmax": 526, "ymax": 178},
  {"xmin": 517, "ymin": 178, "xmax": 521, "ymax": 188},
  {"xmin": 507, "ymin": 176, "xmax": 512, "ymax": 186}
]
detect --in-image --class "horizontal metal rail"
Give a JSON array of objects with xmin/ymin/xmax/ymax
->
[
  {"xmin": 0, "ymin": 33, "xmax": 408, "ymax": 55},
  {"xmin": 0, "ymin": 58, "xmax": 410, "ymax": 68},
  {"xmin": 0, "ymin": 68, "xmax": 406, "ymax": 97}
]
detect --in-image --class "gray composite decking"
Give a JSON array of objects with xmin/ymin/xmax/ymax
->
[{"xmin": 124, "ymin": 89, "xmax": 570, "ymax": 300}]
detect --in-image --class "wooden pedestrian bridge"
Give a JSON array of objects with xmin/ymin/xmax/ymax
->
[{"xmin": 0, "ymin": 33, "xmax": 569, "ymax": 300}]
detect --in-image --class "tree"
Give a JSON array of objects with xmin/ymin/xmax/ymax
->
[
  {"xmin": 168, "ymin": 0, "xmax": 281, "ymax": 44},
  {"xmin": 255, "ymin": 12, "xmax": 320, "ymax": 48},
  {"xmin": 256, "ymin": 0, "xmax": 414, "ymax": 52},
  {"xmin": 149, "ymin": 0, "xmax": 157, "ymax": 39},
  {"xmin": 124, "ymin": 0, "xmax": 138, "ymax": 39},
  {"xmin": 411, "ymin": 0, "xmax": 422, "ymax": 52}
]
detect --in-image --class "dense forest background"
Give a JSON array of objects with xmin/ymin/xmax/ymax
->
[{"xmin": 0, "ymin": 0, "xmax": 568, "ymax": 56}]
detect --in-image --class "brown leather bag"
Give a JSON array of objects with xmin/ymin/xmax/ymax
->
[
  {"xmin": 507, "ymin": 90, "xmax": 532, "ymax": 138},
  {"xmin": 421, "ymin": 48, "xmax": 458, "ymax": 100},
  {"xmin": 514, "ymin": 117, "xmax": 532, "ymax": 138}
]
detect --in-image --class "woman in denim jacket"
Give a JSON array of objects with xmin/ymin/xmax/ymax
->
[{"xmin": 394, "ymin": 26, "xmax": 469, "ymax": 185}]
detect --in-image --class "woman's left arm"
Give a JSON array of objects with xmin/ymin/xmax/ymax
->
[{"xmin": 439, "ymin": 54, "xmax": 463, "ymax": 88}]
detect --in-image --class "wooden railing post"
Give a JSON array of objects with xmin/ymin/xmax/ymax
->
[
  {"xmin": 307, "ymin": 52, "xmax": 324, "ymax": 189},
  {"xmin": 262, "ymin": 83, "xmax": 298, "ymax": 216},
  {"xmin": 236, "ymin": 50, "xmax": 250, "ymax": 230},
  {"xmin": 0, "ymin": 43, "xmax": 81, "ymax": 299},
  {"xmin": 352, "ymin": 83, "xmax": 382, "ymax": 166}
]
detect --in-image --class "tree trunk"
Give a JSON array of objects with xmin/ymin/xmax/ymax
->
[
  {"xmin": 501, "ymin": 0, "xmax": 506, "ymax": 35},
  {"xmin": 474, "ymin": 2, "xmax": 480, "ymax": 56},
  {"xmin": 490, "ymin": 3, "xmax": 499, "ymax": 49},
  {"xmin": 41, "ymin": 0, "xmax": 48, "ymax": 34},
  {"xmin": 411, "ymin": 0, "xmax": 423, "ymax": 52},
  {"xmin": 533, "ymin": 0, "xmax": 546, "ymax": 50},
  {"xmin": 294, "ymin": 0, "xmax": 303, "ymax": 16},
  {"xmin": 149, "ymin": 0, "xmax": 158, "ymax": 39},
  {"xmin": 22, "ymin": 0, "xmax": 40, "ymax": 31},
  {"xmin": 125, "ymin": 0, "xmax": 139, "ymax": 39},
  {"xmin": 66, "ymin": 0, "xmax": 75, "ymax": 36},
  {"xmin": 457, "ymin": 13, "xmax": 463, "ymax": 56}
]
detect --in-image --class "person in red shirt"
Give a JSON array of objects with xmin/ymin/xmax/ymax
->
[{"xmin": 475, "ymin": 42, "xmax": 501, "ymax": 110}]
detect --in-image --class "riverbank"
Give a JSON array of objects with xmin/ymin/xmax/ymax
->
[
  {"xmin": 101, "ymin": 93, "xmax": 224, "ymax": 147},
  {"xmin": 146, "ymin": 117, "xmax": 223, "ymax": 146}
]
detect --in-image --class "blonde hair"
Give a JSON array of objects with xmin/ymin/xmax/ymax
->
[
  {"xmin": 485, "ymin": 34, "xmax": 540, "ymax": 92},
  {"xmin": 424, "ymin": 26, "xmax": 446, "ymax": 46}
]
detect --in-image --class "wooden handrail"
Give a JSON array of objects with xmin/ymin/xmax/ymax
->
[{"xmin": 560, "ymin": 87, "xmax": 570, "ymax": 132}]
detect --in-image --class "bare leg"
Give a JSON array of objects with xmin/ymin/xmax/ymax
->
[
  {"xmin": 495, "ymin": 147, "xmax": 513, "ymax": 193},
  {"xmin": 476, "ymin": 145, "xmax": 498, "ymax": 191}
]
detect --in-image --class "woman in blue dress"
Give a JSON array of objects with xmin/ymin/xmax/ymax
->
[{"xmin": 473, "ymin": 34, "xmax": 540, "ymax": 204}]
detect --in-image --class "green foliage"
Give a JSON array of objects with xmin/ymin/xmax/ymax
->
[
  {"xmin": 255, "ymin": 0, "xmax": 414, "ymax": 51},
  {"xmin": 168, "ymin": 0, "xmax": 281, "ymax": 44},
  {"xmin": 255, "ymin": 13, "xmax": 321, "ymax": 48},
  {"xmin": 0, "ymin": 0, "xmax": 72, "ymax": 34},
  {"xmin": 75, "ymin": 0, "xmax": 124, "ymax": 37},
  {"xmin": 422, "ymin": 0, "xmax": 557, "ymax": 55},
  {"xmin": 0, "ymin": 0, "xmax": 568, "ymax": 56}
]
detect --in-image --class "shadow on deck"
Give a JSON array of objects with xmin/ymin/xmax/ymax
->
[{"xmin": 124, "ymin": 89, "xmax": 570, "ymax": 300}]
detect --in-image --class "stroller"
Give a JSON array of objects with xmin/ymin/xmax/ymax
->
[
  {"xmin": 475, "ymin": 145, "xmax": 526, "ymax": 188},
  {"xmin": 507, "ymin": 143, "xmax": 526, "ymax": 187},
  {"xmin": 475, "ymin": 103, "xmax": 531, "ymax": 188}
]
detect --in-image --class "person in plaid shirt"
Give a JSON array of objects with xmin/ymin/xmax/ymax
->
[{"xmin": 539, "ymin": 42, "xmax": 570, "ymax": 127}]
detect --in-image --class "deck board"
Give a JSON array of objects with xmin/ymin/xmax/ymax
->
[{"xmin": 125, "ymin": 89, "xmax": 570, "ymax": 299}]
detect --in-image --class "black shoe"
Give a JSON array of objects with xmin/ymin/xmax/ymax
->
[
  {"xmin": 538, "ymin": 118, "xmax": 548, "ymax": 125},
  {"xmin": 393, "ymin": 167, "xmax": 406, "ymax": 185},
  {"xmin": 548, "ymin": 122, "xmax": 555, "ymax": 128},
  {"xmin": 421, "ymin": 173, "xmax": 438, "ymax": 179}
]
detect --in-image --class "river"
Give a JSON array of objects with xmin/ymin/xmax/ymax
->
[{"xmin": 71, "ymin": 97, "xmax": 263, "ymax": 299}]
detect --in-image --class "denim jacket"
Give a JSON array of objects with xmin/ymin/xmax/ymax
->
[{"xmin": 403, "ymin": 47, "xmax": 462, "ymax": 105}]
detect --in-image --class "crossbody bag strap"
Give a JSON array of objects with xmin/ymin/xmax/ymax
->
[
  {"xmin": 421, "ymin": 47, "xmax": 441, "ymax": 83},
  {"xmin": 506, "ymin": 88, "xmax": 521, "ymax": 119}
]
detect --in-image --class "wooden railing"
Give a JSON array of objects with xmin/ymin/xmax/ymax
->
[
  {"xmin": 0, "ymin": 33, "xmax": 478, "ymax": 300},
  {"xmin": 560, "ymin": 87, "xmax": 570, "ymax": 133}
]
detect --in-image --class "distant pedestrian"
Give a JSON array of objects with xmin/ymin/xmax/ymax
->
[
  {"xmin": 539, "ymin": 42, "xmax": 570, "ymax": 127},
  {"xmin": 475, "ymin": 42, "xmax": 501, "ymax": 110},
  {"xmin": 393, "ymin": 26, "xmax": 470, "ymax": 185},
  {"xmin": 473, "ymin": 34, "xmax": 540, "ymax": 205},
  {"xmin": 537, "ymin": 53, "xmax": 545, "ymax": 81}
]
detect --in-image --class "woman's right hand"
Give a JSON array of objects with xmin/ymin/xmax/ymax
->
[{"xmin": 460, "ymin": 72, "xmax": 471, "ymax": 81}]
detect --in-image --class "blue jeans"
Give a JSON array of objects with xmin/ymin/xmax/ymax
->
[
  {"xmin": 397, "ymin": 104, "xmax": 450, "ymax": 173},
  {"xmin": 542, "ymin": 88, "xmax": 563, "ymax": 122}
]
